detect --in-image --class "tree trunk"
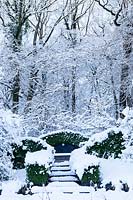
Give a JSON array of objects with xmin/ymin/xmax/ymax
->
[
  {"xmin": 119, "ymin": 24, "xmax": 132, "ymax": 110},
  {"xmin": 63, "ymin": 79, "xmax": 70, "ymax": 110},
  {"xmin": 12, "ymin": 71, "xmax": 20, "ymax": 113},
  {"xmin": 26, "ymin": 50, "xmax": 38, "ymax": 103},
  {"xmin": 72, "ymin": 65, "xmax": 76, "ymax": 113}
]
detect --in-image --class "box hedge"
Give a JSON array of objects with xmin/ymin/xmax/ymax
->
[
  {"xmin": 26, "ymin": 163, "xmax": 49, "ymax": 186},
  {"xmin": 81, "ymin": 165, "xmax": 101, "ymax": 186},
  {"xmin": 11, "ymin": 138, "xmax": 47, "ymax": 169},
  {"xmin": 86, "ymin": 131, "xmax": 125, "ymax": 159}
]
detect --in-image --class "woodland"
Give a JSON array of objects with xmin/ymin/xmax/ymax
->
[{"xmin": 0, "ymin": 0, "xmax": 132, "ymax": 134}]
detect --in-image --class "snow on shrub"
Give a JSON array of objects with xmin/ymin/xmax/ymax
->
[
  {"xmin": 11, "ymin": 137, "xmax": 53, "ymax": 169},
  {"xmin": 25, "ymin": 150, "xmax": 54, "ymax": 186},
  {"xmin": 40, "ymin": 130, "xmax": 88, "ymax": 147},
  {"xmin": 86, "ymin": 131, "xmax": 125, "ymax": 159},
  {"xmin": 70, "ymin": 148, "xmax": 101, "ymax": 186},
  {"xmin": 117, "ymin": 107, "xmax": 133, "ymax": 146},
  {"xmin": 70, "ymin": 147, "xmax": 133, "ymax": 190},
  {"xmin": 81, "ymin": 165, "xmax": 100, "ymax": 186},
  {"xmin": 0, "ymin": 108, "xmax": 23, "ymax": 181},
  {"xmin": 26, "ymin": 164, "xmax": 48, "ymax": 186}
]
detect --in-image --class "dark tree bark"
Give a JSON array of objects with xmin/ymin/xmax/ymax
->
[
  {"xmin": 119, "ymin": 17, "xmax": 133, "ymax": 110},
  {"xmin": 63, "ymin": 79, "xmax": 70, "ymax": 110},
  {"xmin": 12, "ymin": 71, "xmax": 20, "ymax": 113},
  {"xmin": 5, "ymin": 0, "xmax": 31, "ymax": 113},
  {"xmin": 71, "ymin": 65, "xmax": 76, "ymax": 113}
]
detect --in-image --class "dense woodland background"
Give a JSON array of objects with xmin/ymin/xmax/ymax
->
[{"xmin": 0, "ymin": 0, "xmax": 132, "ymax": 135}]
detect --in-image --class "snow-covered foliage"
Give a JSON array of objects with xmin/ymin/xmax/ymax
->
[
  {"xmin": 118, "ymin": 107, "xmax": 133, "ymax": 145},
  {"xmin": 12, "ymin": 136, "xmax": 53, "ymax": 169},
  {"xmin": 25, "ymin": 148, "xmax": 54, "ymax": 186},
  {"xmin": 0, "ymin": 108, "xmax": 23, "ymax": 180},
  {"xmin": 70, "ymin": 107, "xmax": 133, "ymax": 189},
  {"xmin": 70, "ymin": 147, "xmax": 133, "ymax": 190},
  {"xmin": 0, "ymin": 0, "xmax": 132, "ymax": 199},
  {"xmin": 40, "ymin": 129, "xmax": 88, "ymax": 147},
  {"xmin": 70, "ymin": 148, "xmax": 100, "ymax": 180}
]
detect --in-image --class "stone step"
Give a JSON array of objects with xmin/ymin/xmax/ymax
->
[
  {"xmin": 54, "ymin": 153, "xmax": 70, "ymax": 162},
  {"xmin": 50, "ymin": 171, "xmax": 76, "ymax": 177},
  {"xmin": 53, "ymin": 161, "xmax": 70, "ymax": 167},
  {"xmin": 54, "ymin": 157, "xmax": 70, "ymax": 162},
  {"xmin": 51, "ymin": 166, "xmax": 71, "ymax": 171},
  {"xmin": 49, "ymin": 176, "xmax": 79, "ymax": 182},
  {"xmin": 54, "ymin": 153, "xmax": 71, "ymax": 156}
]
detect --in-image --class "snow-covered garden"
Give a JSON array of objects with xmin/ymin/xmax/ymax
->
[
  {"xmin": 0, "ymin": 107, "xmax": 133, "ymax": 200},
  {"xmin": 0, "ymin": 1, "xmax": 133, "ymax": 200}
]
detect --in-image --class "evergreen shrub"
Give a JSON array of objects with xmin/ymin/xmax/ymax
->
[
  {"xmin": 12, "ymin": 138, "xmax": 47, "ymax": 169},
  {"xmin": 86, "ymin": 131, "xmax": 125, "ymax": 159},
  {"xmin": 41, "ymin": 131, "xmax": 88, "ymax": 147},
  {"xmin": 81, "ymin": 165, "xmax": 101, "ymax": 186},
  {"xmin": 26, "ymin": 163, "xmax": 48, "ymax": 186}
]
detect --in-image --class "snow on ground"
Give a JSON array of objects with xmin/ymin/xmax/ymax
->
[
  {"xmin": 0, "ymin": 107, "xmax": 132, "ymax": 199},
  {"xmin": 69, "ymin": 107, "xmax": 133, "ymax": 188},
  {"xmin": 0, "ymin": 181, "xmax": 133, "ymax": 200}
]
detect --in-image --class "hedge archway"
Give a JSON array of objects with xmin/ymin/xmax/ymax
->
[{"xmin": 40, "ymin": 131, "xmax": 88, "ymax": 153}]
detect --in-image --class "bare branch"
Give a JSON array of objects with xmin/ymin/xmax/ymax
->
[
  {"xmin": 95, "ymin": 0, "xmax": 122, "ymax": 26},
  {"xmin": 0, "ymin": 15, "xmax": 5, "ymax": 26}
]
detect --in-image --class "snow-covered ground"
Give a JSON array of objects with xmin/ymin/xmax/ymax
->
[{"xmin": 1, "ymin": 180, "xmax": 133, "ymax": 200}]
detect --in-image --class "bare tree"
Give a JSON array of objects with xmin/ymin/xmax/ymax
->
[
  {"xmin": 119, "ymin": 1, "xmax": 133, "ymax": 110},
  {"xmin": 94, "ymin": 0, "xmax": 133, "ymax": 112},
  {"xmin": 62, "ymin": 0, "xmax": 94, "ymax": 113},
  {"xmin": 3, "ymin": 0, "xmax": 32, "ymax": 113}
]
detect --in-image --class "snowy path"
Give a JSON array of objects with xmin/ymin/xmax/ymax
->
[
  {"xmin": 49, "ymin": 153, "xmax": 79, "ymax": 183},
  {"xmin": 1, "ymin": 184, "xmax": 133, "ymax": 200}
]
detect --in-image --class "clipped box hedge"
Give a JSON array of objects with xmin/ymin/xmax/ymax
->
[
  {"xmin": 26, "ymin": 163, "xmax": 49, "ymax": 186},
  {"xmin": 11, "ymin": 143, "xmax": 27, "ymax": 169},
  {"xmin": 81, "ymin": 165, "xmax": 101, "ymax": 186},
  {"xmin": 41, "ymin": 131, "xmax": 88, "ymax": 147},
  {"xmin": 11, "ymin": 138, "xmax": 47, "ymax": 169},
  {"xmin": 86, "ymin": 131, "xmax": 125, "ymax": 159}
]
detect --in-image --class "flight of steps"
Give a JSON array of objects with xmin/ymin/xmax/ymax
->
[{"xmin": 49, "ymin": 153, "xmax": 79, "ymax": 183}]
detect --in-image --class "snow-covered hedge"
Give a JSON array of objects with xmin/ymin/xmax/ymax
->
[
  {"xmin": 86, "ymin": 131, "xmax": 125, "ymax": 159},
  {"xmin": 81, "ymin": 165, "xmax": 100, "ymax": 186},
  {"xmin": 70, "ymin": 147, "xmax": 133, "ymax": 190},
  {"xmin": 70, "ymin": 148, "xmax": 101, "ymax": 186},
  {"xmin": 25, "ymin": 150, "xmax": 54, "ymax": 186},
  {"xmin": 12, "ymin": 137, "xmax": 53, "ymax": 169},
  {"xmin": 70, "ymin": 114, "xmax": 132, "ymax": 189},
  {"xmin": 26, "ymin": 164, "xmax": 48, "ymax": 186},
  {"xmin": 40, "ymin": 130, "xmax": 88, "ymax": 147}
]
